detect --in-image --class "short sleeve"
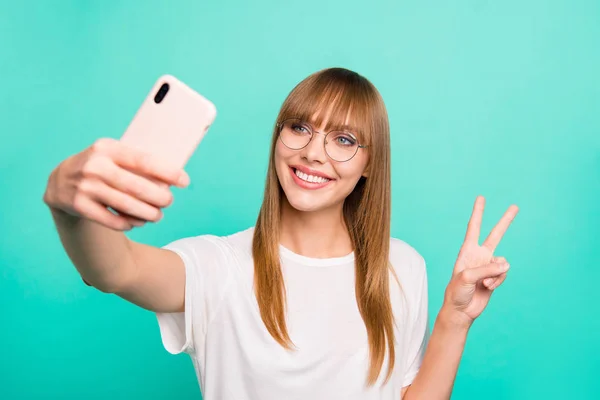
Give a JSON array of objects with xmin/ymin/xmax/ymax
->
[
  {"xmin": 155, "ymin": 235, "xmax": 232, "ymax": 357},
  {"xmin": 402, "ymin": 256, "xmax": 431, "ymax": 387}
]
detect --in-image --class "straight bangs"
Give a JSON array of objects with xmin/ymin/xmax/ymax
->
[{"xmin": 276, "ymin": 70, "xmax": 377, "ymax": 147}]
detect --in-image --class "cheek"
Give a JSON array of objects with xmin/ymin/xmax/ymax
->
[
  {"xmin": 274, "ymin": 141, "xmax": 290, "ymax": 175},
  {"xmin": 335, "ymin": 156, "xmax": 368, "ymax": 181},
  {"xmin": 275, "ymin": 138, "xmax": 297, "ymax": 163},
  {"xmin": 326, "ymin": 159, "xmax": 368, "ymax": 202}
]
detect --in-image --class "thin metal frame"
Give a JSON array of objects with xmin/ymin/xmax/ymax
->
[{"xmin": 276, "ymin": 118, "xmax": 369, "ymax": 162}]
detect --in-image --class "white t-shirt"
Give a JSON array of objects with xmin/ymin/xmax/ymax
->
[{"xmin": 156, "ymin": 227, "xmax": 430, "ymax": 400}]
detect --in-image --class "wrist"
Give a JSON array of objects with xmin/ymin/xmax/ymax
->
[
  {"xmin": 44, "ymin": 166, "xmax": 72, "ymax": 216},
  {"xmin": 437, "ymin": 305, "xmax": 473, "ymax": 333}
]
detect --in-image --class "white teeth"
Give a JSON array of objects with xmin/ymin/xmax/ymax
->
[{"xmin": 294, "ymin": 169, "xmax": 330, "ymax": 184}]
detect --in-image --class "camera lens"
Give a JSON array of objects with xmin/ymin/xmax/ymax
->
[{"xmin": 154, "ymin": 83, "xmax": 170, "ymax": 104}]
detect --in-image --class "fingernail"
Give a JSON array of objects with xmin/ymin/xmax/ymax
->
[
  {"xmin": 178, "ymin": 172, "xmax": 190, "ymax": 186},
  {"xmin": 501, "ymin": 263, "xmax": 510, "ymax": 271}
]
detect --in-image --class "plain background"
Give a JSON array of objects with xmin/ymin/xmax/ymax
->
[{"xmin": 1, "ymin": 0, "xmax": 598, "ymax": 399}]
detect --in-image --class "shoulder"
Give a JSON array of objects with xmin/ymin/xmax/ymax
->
[
  {"xmin": 388, "ymin": 237, "xmax": 429, "ymax": 325},
  {"xmin": 223, "ymin": 226, "xmax": 255, "ymax": 257},
  {"xmin": 161, "ymin": 226, "xmax": 255, "ymax": 265},
  {"xmin": 389, "ymin": 237, "xmax": 427, "ymax": 277},
  {"xmin": 388, "ymin": 237, "xmax": 428, "ymax": 298}
]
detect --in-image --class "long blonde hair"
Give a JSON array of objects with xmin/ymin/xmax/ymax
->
[{"xmin": 252, "ymin": 67, "xmax": 394, "ymax": 385}]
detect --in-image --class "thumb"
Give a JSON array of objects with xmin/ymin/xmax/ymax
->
[{"xmin": 460, "ymin": 261, "xmax": 510, "ymax": 284}]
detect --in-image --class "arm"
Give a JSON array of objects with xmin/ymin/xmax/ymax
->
[
  {"xmin": 50, "ymin": 208, "xmax": 185, "ymax": 313},
  {"xmin": 402, "ymin": 307, "xmax": 468, "ymax": 400}
]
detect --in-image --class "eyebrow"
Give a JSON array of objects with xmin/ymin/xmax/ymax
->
[
  {"xmin": 313, "ymin": 121, "xmax": 359, "ymax": 134},
  {"xmin": 330, "ymin": 124, "xmax": 358, "ymax": 132},
  {"xmin": 301, "ymin": 119, "xmax": 361, "ymax": 136}
]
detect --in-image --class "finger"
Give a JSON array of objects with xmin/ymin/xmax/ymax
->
[
  {"xmin": 460, "ymin": 261, "xmax": 510, "ymax": 284},
  {"xmin": 483, "ymin": 277, "xmax": 494, "ymax": 288},
  {"xmin": 108, "ymin": 208, "xmax": 146, "ymax": 227},
  {"xmin": 95, "ymin": 139, "xmax": 190, "ymax": 188},
  {"xmin": 100, "ymin": 160, "xmax": 174, "ymax": 208},
  {"xmin": 123, "ymin": 214, "xmax": 146, "ymax": 227},
  {"xmin": 482, "ymin": 204, "xmax": 519, "ymax": 252},
  {"xmin": 484, "ymin": 257, "xmax": 507, "ymax": 288},
  {"xmin": 84, "ymin": 180, "xmax": 163, "ymax": 222},
  {"xmin": 490, "ymin": 272, "xmax": 508, "ymax": 290},
  {"xmin": 464, "ymin": 196, "xmax": 485, "ymax": 245},
  {"xmin": 74, "ymin": 196, "xmax": 133, "ymax": 231}
]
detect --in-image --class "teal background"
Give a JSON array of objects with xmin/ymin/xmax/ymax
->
[{"xmin": 1, "ymin": 0, "xmax": 598, "ymax": 399}]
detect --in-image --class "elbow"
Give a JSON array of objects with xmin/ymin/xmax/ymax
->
[
  {"xmin": 79, "ymin": 267, "xmax": 137, "ymax": 295},
  {"xmin": 79, "ymin": 275, "xmax": 121, "ymax": 294},
  {"xmin": 78, "ymin": 253, "xmax": 140, "ymax": 294}
]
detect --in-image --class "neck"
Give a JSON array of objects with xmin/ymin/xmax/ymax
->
[{"xmin": 279, "ymin": 198, "xmax": 353, "ymax": 259}]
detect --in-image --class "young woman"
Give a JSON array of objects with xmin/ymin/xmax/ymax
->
[{"xmin": 43, "ymin": 67, "xmax": 518, "ymax": 399}]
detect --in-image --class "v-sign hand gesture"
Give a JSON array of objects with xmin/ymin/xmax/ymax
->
[{"xmin": 442, "ymin": 196, "xmax": 519, "ymax": 328}]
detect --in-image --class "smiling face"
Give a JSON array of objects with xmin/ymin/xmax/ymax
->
[
  {"xmin": 260, "ymin": 67, "xmax": 389, "ymax": 226},
  {"xmin": 274, "ymin": 110, "xmax": 369, "ymax": 214}
]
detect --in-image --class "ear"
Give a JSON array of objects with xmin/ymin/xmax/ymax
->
[
  {"xmin": 361, "ymin": 157, "xmax": 371, "ymax": 178},
  {"xmin": 362, "ymin": 165, "xmax": 369, "ymax": 178}
]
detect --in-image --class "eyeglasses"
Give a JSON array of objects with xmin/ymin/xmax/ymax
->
[{"xmin": 276, "ymin": 118, "xmax": 368, "ymax": 162}]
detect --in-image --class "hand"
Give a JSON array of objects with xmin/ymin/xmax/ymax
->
[
  {"xmin": 442, "ymin": 196, "xmax": 519, "ymax": 327},
  {"xmin": 43, "ymin": 138, "xmax": 190, "ymax": 231}
]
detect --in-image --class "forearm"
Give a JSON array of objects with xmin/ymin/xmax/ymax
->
[
  {"xmin": 403, "ymin": 307, "xmax": 470, "ymax": 400},
  {"xmin": 50, "ymin": 207, "xmax": 137, "ymax": 293}
]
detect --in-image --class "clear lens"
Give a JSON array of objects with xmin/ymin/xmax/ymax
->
[
  {"xmin": 279, "ymin": 119, "xmax": 312, "ymax": 149},
  {"xmin": 279, "ymin": 118, "xmax": 359, "ymax": 162},
  {"xmin": 325, "ymin": 131, "xmax": 359, "ymax": 162}
]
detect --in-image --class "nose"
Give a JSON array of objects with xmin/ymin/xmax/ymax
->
[{"xmin": 300, "ymin": 131, "xmax": 328, "ymax": 164}]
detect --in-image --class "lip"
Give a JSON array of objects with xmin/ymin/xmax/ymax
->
[
  {"xmin": 289, "ymin": 166, "xmax": 334, "ymax": 190},
  {"xmin": 290, "ymin": 165, "xmax": 335, "ymax": 180}
]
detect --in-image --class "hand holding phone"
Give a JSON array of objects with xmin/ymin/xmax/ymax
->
[{"xmin": 43, "ymin": 75, "xmax": 217, "ymax": 230}]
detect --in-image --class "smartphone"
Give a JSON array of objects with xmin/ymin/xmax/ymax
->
[{"xmin": 119, "ymin": 74, "xmax": 217, "ymax": 169}]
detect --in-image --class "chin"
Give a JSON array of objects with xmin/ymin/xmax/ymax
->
[
  {"xmin": 282, "ymin": 186, "xmax": 345, "ymax": 214},
  {"xmin": 285, "ymin": 195, "xmax": 328, "ymax": 213}
]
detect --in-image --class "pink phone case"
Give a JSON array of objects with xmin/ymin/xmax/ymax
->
[{"xmin": 120, "ymin": 74, "xmax": 217, "ymax": 169}]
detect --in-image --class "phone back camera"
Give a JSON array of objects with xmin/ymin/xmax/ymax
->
[{"xmin": 154, "ymin": 83, "xmax": 170, "ymax": 104}]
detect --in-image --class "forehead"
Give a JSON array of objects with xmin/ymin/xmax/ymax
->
[
  {"xmin": 289, "ymin": 101, "xmax": 364, "ymax": 138},
  {"xmin": 308, "ymin": 108, "xmax": 355, "ymax": 132},
  {"xmin": 280, "ymin": 79, "xmax": 373, "ymax": 142}
]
